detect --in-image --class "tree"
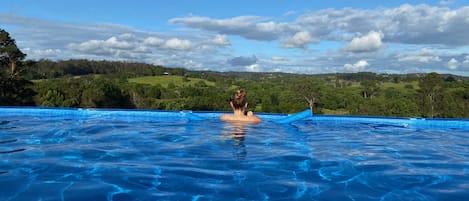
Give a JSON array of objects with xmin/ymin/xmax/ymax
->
[
  {"xmin": 0, "ymin": 29, "xmax": 26, "ymax": 78},
  {"xmin": 418, "ymin": 72, "xmax": 443, "ymax": 118},
  {"xmin": 0, "ymin": 78, "xmax": 36, "ymax": 106},
  {"xmin": 381, "ymin": 87, "xmax": 419, "ymax": 117},
  {"xmin": 293, "ymin": 78, "xmax": 323, "ymax": 113},
  {"xmin": 0, "ymin": 29, "xmax": 35, "ymax": 106},
  {"xmin": 91, "ymin": 78, "xmax": 133, "ymax": 108},
  {"xmin": 360, "ymin": 80, "xmax": 380, "ymax": 99},
  {"xmin": 40, "ymin": 89, "xmax": 65, "ymax": 107}
]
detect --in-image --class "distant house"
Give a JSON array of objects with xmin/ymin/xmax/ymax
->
[{"xmin": 162, "ymin": 72, "xmax": 170, "ymax": 75}]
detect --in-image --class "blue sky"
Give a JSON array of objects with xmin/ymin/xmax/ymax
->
[{"xmin": 1, "ymin": 0, "xmax": 469, "ymax": 75}]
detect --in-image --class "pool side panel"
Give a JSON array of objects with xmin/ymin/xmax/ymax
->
[{"xmin": 0, "ymin": 107, "xmax": 468, "ymax": 130}]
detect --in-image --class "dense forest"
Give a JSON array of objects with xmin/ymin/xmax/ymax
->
[{"xmin": 1, "ymin": 29, "xmax": 469, "ymax": 118}]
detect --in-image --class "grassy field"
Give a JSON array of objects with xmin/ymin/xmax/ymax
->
[
  {"xmin": 380, "ymin": 81, "xmax": 419, "ymax": 89},
  {"xmin": 128, "ymin": 75, "xmax": 215, "ymax": 87},
  {"xmin": 335, "ymin": 79, "xmax": 419, "ymax": 90}
]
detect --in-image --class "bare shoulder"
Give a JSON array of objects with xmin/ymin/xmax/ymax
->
[
  {"xmin": 249, "ymin": 115, "xmax": 262, "ymax": 123},
  {"xmin": 220, "ymin": 114, "xmax": 233, "ymax": 121},
  {"xmin": 220, "ymin": 113, "xmax": 260, "ymax": 123},
  {"xmin": 246, "ymin": 111, "xmax": 261, "ymax": 123}
]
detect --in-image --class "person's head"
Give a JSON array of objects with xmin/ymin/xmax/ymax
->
[{"xmin": 230, "ymin": 89, "xmax": 247, "ymax": 110}]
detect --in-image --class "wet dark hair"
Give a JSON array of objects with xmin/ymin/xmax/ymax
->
[{"xmin": 231, "ymin": 89, "xmax": 247, "ymax": 110}]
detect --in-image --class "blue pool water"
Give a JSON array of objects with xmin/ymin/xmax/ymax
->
[{"xmin": 0, "ymin": 107, "xmax": 468, "ymax": 201}]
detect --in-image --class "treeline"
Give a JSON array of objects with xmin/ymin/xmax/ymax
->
[
  {"xmin": 23, "ymin": 59, "xmax": 187, "ymax": 80},
  {"xmin": 33, "ymin": 75, "xmax": 230, "ymax": 111}
]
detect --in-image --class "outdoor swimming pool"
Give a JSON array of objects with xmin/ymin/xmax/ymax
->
[{"xmin": 0, "ymin": 107, "xmax": 468, "ymax": 201}]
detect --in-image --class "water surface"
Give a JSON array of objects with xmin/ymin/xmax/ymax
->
[{"xmin": 0, "ymin": 108, "xmax": 468, "ymax": 200}]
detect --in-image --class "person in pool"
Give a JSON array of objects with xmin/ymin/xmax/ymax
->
[{"xmin": 220, "ymin": 89, "xmax": 261, "ymax": 123}]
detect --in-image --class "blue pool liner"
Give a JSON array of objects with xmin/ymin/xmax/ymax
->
[{"xmin": 0, "ymin": 107, "xmax": 468, "ymax": 130}]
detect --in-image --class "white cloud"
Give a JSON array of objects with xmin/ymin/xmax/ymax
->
[
  {"xmin": 170, "ymin": 16, "xmax": 284, "ymax": 41},
  {"xmin": 344, "ymin": 60, "xmax": 369, "ymax": 72},
  {"xmin": 118, "ymin": 33, "xmax": 136, "ymax": 41},
  {"xmin": 439, "ymin": 0, "xmax": 455, "ymax": 7},
  {"xmin": 67, "ymin": 36, "xmax": 135, "ymax": 54},
  {"xmin": 153, "ymin": 54, "xmax": 205, "ymax": 70},
  {"xmin": 212, "ymin": 34, "xmax": 230, "ymax": 46},
  {"xmin": 143, "ymin": 37, "xmax": 164, "ymax": 46},
  {"xmin": 104, "ymin": 36, "xmax": 133, "ymax": 49},
  {"xmin": 256, "ymin": 21, "xmax": 278, "ymax": 32},
  {"xmin": 271, "ymin": 56, "xmax": 289, "ymax": 62},
  {"xmin": 145, "ymin": 36, "xmax": 223, "ymax": 51},
  {"xmin": 281, "ymin": 31, "xmax": 318, "ymax": 49},
  {"xmin": 447, "ymin": 58, "xmax": 459, "ymax": 69},
  {"xmin": 463, "ymin": 55, "xmax": 469, "ymax": 67},
  {"xmin": 164, "ymin": 38, "xmax": 192, "ymax": 50},
  {"xmin": 343, "ymin": 31, "xmax": 384, "ymax": 52},
  {"xmin": 283, "ymin": 10, "xmax": 296, "ymax": 17},
  {"xmin": 398, "ymin": 55, "xmax": 441, "ymax": 63},
  {"xmin": 245, "ymin": 63, "xmax": 262, "ymax": 72},
  {"xmin": 23, "ymin": 48, "xmax": 62, "ymax": 59},
  {"xmin": 296, "ymin": 4, "xmax": 469, "ymax": 46},
  {"xmin": 397, "ymin": 48, "xmax": 442, "ymax": 63},
  {"xmin": 464, "ymin": 55, "xmax": 469, "ymax": 61},
  {"xmin": 67, "ymin": 40, "xmax": 111, "ymax": 55}
]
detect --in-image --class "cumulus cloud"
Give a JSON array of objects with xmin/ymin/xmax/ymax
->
[
  {"xmin": 211, "ymin": 34, "xmax": 230, "ymax": 46},
  {"xmin": 67, "ymin": 36, "xmax": 137, "ymax": 56},
  {"xmin": 164, "ymin": 38, "xmax": 192, "ymax": 50},
  {"xmin": 69, "ymin": 35, "xmax": 196, "ymax": 54},
  {"xmin": 245, "ymin": 63, "xmax": 262, "ymax": 72},
  {"xmin": 152, "ymin": 54, "xmax": 205, "ymax": 70},
  {"xmin": 296, "ymin": 4, "xmax": 469, "ymax": 46},
  {"xmin": 143, "ymin": 37, "xmax": 165, "ymax": 46},
  {"xmin": 23, "ymin": 48, "xmax": 62, "ymax": 59},
  {"xmin": 0, "ymin": 14, "xmax": 143, "ymax": 50},
  {"xmin": 104, "ymin": 36, "xmax": 134, "ymax": 49},
  {"xmin": 343, "ymin": 31, "xmax": 384, "ymax": 52},
  {"xmin": 256, "ymin": 21, "xmax": 278, "ymax": 32},
  {"xmin": 397, "ymin": 48, "xmax": 442, "ymax": 63},
  {"xmin": 463, "ymin": 55, "xmax": 469, "ymax": 67},
  {"xmin": 447, "ymin": 58, "xmax": 459, "ymax": 69},
  {"xmin": 118, "ymin": 33, "xmax": 137, "ymax": 41},
  {"xmin": 344, "ymin": 60, "xmax": 369, "ymax": 72},
  {"xmin": 170, "ymin": 16, "xmax": 285, "ymax": 41},
  {"xmin": 281, "ymin": 31, "xmax": 318, "ymax": 49},
  {"xmin": 228, "ymin": 55, "xmax": 258, "ymax": 66},
  {"xmin": 67, "ymin": 40, "xmax": 110, "ymax": 55}
]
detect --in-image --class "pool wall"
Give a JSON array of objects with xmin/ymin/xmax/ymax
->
[{"xmin": 0, "ymin": 107, "xmax": 468, "ymax": 130}]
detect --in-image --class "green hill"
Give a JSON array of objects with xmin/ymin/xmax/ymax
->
[{"xmin": 128, "ymin": 75, "xmax": 215, "ymax": 87}]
